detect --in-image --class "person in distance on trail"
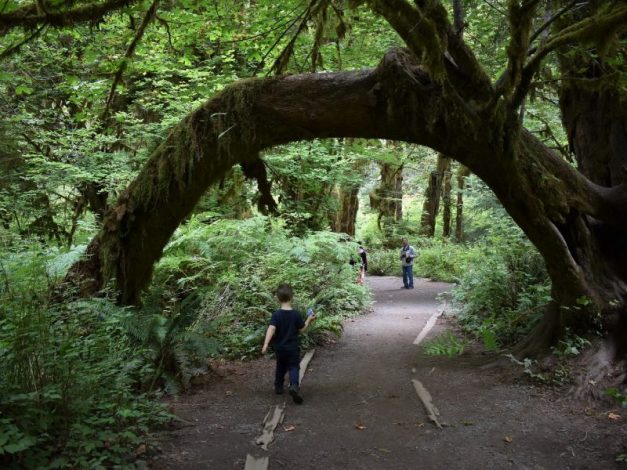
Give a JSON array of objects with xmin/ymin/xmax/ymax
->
[
  {"xmin": 400, "ymin": 237, "xmax": 416, "ymax": 289},
  {"xmin": 357, "ymin": 242, "xmax": 368, "ymax": 279},
  {"xmin": 261, "ymin": 283, "xmax": 315, "ymax": 404}
]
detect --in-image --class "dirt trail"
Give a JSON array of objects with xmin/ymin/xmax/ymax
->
[{"xmin": 153, "ymin": 276, "xmax": 625, "ymax": 469}]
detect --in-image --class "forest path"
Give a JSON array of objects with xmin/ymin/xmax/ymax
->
[{"xmin": 152, "ymin": 276, "xmax": 624, "ymax": 469}]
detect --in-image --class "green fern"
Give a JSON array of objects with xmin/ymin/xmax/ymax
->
[{"xmin": 423, "ymin": 332, "xmax": 466, "ymax": 358}]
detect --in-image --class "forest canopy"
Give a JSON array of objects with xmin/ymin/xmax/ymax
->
[{"xmin": 1, "ymin": 0, "xmax": 626, "ymax": 464}]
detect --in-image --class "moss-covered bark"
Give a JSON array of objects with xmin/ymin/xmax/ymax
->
[
  {"xmin": 331, "ymin": 186, "xmax": 360, "ymax": 236},
  {"xmin": 454, "ymin": 165, "xmax": 470, "ymax": 242},
  {"xmin": 442, "ymin": 162, "xmax": 452, "ymax": 238},
  {"xmin": 370, "ymin": 162, "xmax": 403, "ymax": 231},
  {"xmin": 420, "ymin": 154, "xmax": 450, "ymax": 237}
]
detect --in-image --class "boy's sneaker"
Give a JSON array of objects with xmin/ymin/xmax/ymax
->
[
  {"xmin": 274, "ymin": 387, "xmax": 284, "ymax": 395},
  {"xmin": 289, "ymin": 385, "xmax": 303, "ymax": 404}
]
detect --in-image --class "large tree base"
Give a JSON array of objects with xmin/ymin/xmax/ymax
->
[{"xmin": 511, "ymin": 303, "xmax": 561, "ymax": 359}]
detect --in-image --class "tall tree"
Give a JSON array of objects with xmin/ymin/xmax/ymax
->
[
  {"xmin": 419, "ymin": 153, "xmax": 449, "ymax": 236},
  {"xmin": 442, "ymin": 162, "xmax": 452, "ymax": 238},
  {"xmin": 331, "ymin": 158, "xmax": 367, "ymax": 236},
  {"xmin": 370, "ymin": 161, "xmax": 403, "ymax": 229}
]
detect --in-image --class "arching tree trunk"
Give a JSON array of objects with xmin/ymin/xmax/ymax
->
[
  {"xmin": 450, "ymin": 0, "xmax": 468, "ymax": 243},
  {"xmin": 64, "ymin": 0, "xmax": 627, "ymax": 357},
  {"xmin": 549, "ymin": 1, "xmax": 627, "ymax": 355}
]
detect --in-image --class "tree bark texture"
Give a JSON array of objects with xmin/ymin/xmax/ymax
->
[
  {"xmin": 420, "ymin": 154, "xmax": 450, "ymax": 237},
  {"xmin": 331, "ymin": 186, "xmax": 360, "ymax": 236},
  {"xmin": 455, "ymin": 165, "xmax": 470, "ymax": 242},
  {"xmin": 370, "ymin": 162, "xmax": 403, "ymax": 230},
  {"xmin": 442, "ymin": 162, "xmax": 452, "ymax": 238}
]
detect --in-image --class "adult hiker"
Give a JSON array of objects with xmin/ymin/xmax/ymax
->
[{"xmin": 400, "ymin": 237, "xmax": 416, "ymax": 289}]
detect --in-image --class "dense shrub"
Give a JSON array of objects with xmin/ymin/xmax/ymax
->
[
  {"xmin": 151, "ymin": 215, "xmax": 371, "ymax": 360},
  {"xmin": 0, "ymin": 251, "xmax": 169, "ymax": 468},
  {"xmin": 366, "ymin": 249, "xmax": 398, "ymax": 275},
  {"xmin": 366, "ymin": 241, "xmax": 478, "ymax": 283},
  {"xmin": 452, "ymin": 240, "xmax": 550, "ymax": 349},
  {"xmin": 413, "ymin": 242, "xmax": 480, "ymax": 283}
]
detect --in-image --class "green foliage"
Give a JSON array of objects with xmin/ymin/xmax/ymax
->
[
  {"xmin": 606, "ymin": 388, "xmax": 627, "ymax": 408},
  {"xmin": 422, "ymin": 332, "xmax": 465, "ymax": 358},
  {"xmin": 366, "ymin": 249, "xmax": 399, "ymax": 275},
  {"xmin": 452, "ymin": 235, "xmax": 550, "ymax": 349},
  {"xmin": 551, "ymin": 331, "xmax": 591, "ymax": 358},
  {"xmin": 364, "ymin": 240, "xmax": 485, "ymax": 284},
  {"xmin": 0, "ymin": 252, "xmax": 169, "ymax": 468},
  {"xmin": 265, "ymin": 140, "xmax": 366, "ymax": 234},
  {"xmin": 413, "ymin": 242, "xmax": 480, "ymax": 283},
  {"xmin": 151, "ymin": 215, "xmax": 370, "ymax": 360}
]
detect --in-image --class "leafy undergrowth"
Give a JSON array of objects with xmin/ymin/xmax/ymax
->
[
  {"xmin": 0, "ymin": 217, "xmax": 370, "ymax": 466},
  {"xmin": 452, "ymin": 238, "xmax": 550, "ymax": 351},
  {"xmin": 366, "ymin": 241, "xmax": 481, "ymax": 282},
  {"xmin": 149, "ymin": 216, "xmax": 370, "ymax": 366},
  {"xmin": 0, "ymin": 251, "xmax": 169, "ymax": 468}
]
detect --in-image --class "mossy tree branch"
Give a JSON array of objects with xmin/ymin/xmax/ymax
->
[
  {"xmin": 369, "ymin": 0, "xmax": 492, "ymax": 104},
  {"xmin": 100, "ymin": 0, "xmax": 159, "ymax": 122},
  {"xmin": 0, "ymin": 22, "xmax": 45, "ymax": 58},
  {"xmin": 0, "ymin": 0, "xmax": 136, "ymax": 30},
  {"xmin": 496, "ymin": 0, "xmax": 540, "ymax": 101},
  {"xmin": 510, "ymin": 2, "xmax": 627, "ymax": 110},
  {"xmin": 368, "ymin": 0, "xmax": 449, "ymax": 81},
  {"xmin": 66, "ymin": 48, "xmax": 626, "ymax": 309}
]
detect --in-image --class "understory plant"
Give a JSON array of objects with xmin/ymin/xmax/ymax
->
[
  {"xmin": 0, "ymin": 250, "xmax": 169, "ymax": 468},
  {"xmin": 422, "ymin": 331, "xmax": 466, "ymax": 358},
  {"xmin": 150, "ymin": 215, "xmax": 370, "ymax": 361},
  {"xmin": 452, "ymin": 234, "xmax": 550, "ymax": 350}
]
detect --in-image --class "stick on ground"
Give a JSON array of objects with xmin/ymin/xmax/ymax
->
[
  {"xmin": 412, "ymin": 379, "xmax": 442, "ymax": 428},
  {"xmin": 254, "ymin": 403, "xmax": 286, "ymax": 450}
]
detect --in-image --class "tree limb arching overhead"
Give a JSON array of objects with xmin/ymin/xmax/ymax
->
[{"xmin": 64, "ymin": 0, "xmax": 627, "ymax": 356}]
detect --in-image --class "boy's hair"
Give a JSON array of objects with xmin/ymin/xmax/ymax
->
[{"xmin": 276, "ymin": 283, "xmax": 294, "ymax": 302}]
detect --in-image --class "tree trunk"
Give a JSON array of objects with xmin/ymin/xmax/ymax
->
[
  {"xmin": 552, "ymin": 1, "xmax": 627, "ymax": 355},
  {"xmin": 419, "ymin": 154, "xmax": 449, "ymax": 237},
  {"xmin": 65, "ymin": 49, "xmax": 627, "ymax": 357},
  {"xmin": 370, "ymin": 161, "xmax": 403, "ymax": 230},
  {"xmin": 455, "ymin": 165, "xmax": 470, "ymax": 242},
  {"xmin": 442, "ymin": 161, "xmax": 452, "ymax": 237},
  {"xmin": 450, "ymin": 0, "xmax": 468, "ymax": 243},
  {"xmin": 332, "ymin": 185, "xmax": 360, "ymax": 236}
]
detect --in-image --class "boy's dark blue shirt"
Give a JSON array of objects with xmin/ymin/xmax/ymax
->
[{"xmin": 270, "ymin": 309, "xmax": 305, "ymax": 352}]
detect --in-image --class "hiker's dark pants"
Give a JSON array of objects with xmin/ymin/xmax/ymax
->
[{"xmin": 275, "ymin": 349, "xmax": 300, "ymax": 390}]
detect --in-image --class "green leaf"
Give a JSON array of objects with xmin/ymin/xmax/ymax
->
[{"xmin": 15, "ymin": 85, "xmax": 34, "ymax": 95}]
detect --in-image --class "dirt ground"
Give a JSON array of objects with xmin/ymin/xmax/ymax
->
[{"xmin": 151, "ymin": 276, "xmax": 626, "ymax": 469}]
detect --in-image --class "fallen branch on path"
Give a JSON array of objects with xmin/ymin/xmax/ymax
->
[
  {"xmin": 255, "ymin": 404, "xmax": 285, "ymax": 450},
  {"xmin": 299, "ymin": 349, "xmax": 316, "ymax": 383},
  {"xmin": 245, "ymin": 454, "xmax": 269, "ymax": 470},
  {"xmin": 412, "ymin": 379, "xmax": 443, "ymax": 429}
]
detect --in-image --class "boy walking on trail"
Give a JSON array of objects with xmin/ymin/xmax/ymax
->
[{"xmin": 261, "ymin": 284, "xmax": 315, "ymax": 404}]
